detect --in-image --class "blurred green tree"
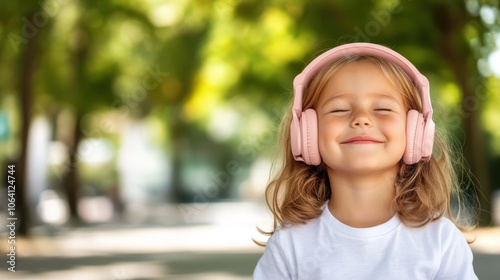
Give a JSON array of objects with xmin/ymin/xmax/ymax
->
[
  {"xmin": 0, "ymin": 0, "xmax": 44, "ymax": 235},
  {"xmin": 39, "ymin": 0, "xmax": 155, "ymax": 226},
  {"xmin": 1, "ymin": 0, "xmax": 157, "ymax": 232}
]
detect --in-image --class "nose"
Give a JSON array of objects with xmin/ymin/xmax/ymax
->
[{"xmin": 350, "ymin": 110, "xmax": 373, "ymax": 128}]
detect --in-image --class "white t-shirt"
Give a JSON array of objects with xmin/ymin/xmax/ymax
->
[{"xmin": 254, "ymin": 205, "xmax": 477, "ymax": 280}]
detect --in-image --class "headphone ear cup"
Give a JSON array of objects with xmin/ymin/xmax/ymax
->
[
  {"xmin": 290, "ymin": 112, "xmax": 302, "ymax": 160},
  {"xmin": 301, "ymin": 109, "xmax": 321, "ymax": 165},
  {"xmin": 404, "ymin": 110, "xmax": 424, "ymax": 165},
  {"xmin": 421, "ymin": 119, "xmax": 435, "ymax": 161}
]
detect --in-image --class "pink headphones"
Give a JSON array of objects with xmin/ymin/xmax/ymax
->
[{"xmin": 290, "ymin": 42, "xmax": 435, "ymax": 166}]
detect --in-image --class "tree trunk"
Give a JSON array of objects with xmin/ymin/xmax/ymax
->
[
  {"xmin": 452, "ymin": 60, "xmax": 492, "ymax": 227},
  {"xmin": 169, "ymin": 118, "xmax": 190, "ymax": 203},
  {"xmin": 59, "ymin": 17, "xmax": 89, "ymax": 224},
  {"xmin": 60, "ymin": 113, "xmax": 83, "ymax": 223},
  {"xmin": 16, "ymin": 11, "xmax": 40, "ymax": 236},
  {"xmin": 435, "ymin": 5, "xmax": 492, "ymax": 226}
]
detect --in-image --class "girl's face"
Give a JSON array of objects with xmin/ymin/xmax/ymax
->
[{"xmin": 317, "ymin": 61, "xmax": 407, "ymax": 176}]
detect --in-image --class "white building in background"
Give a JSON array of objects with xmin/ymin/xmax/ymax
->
[
  {"xmin": 117, "ymin": 120, "xmax": 171, "ymax": 223},
  {"xmin": 27, "ymin": 117, "xmax": 52, "ymax": 224}
]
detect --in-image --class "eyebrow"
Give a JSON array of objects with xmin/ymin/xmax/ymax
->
[
  {"xmin": 320, "ymin": 94, "xmax": 346, "ymax": 109},
  {"xmin": 320, "ymin": 93, "xmax": 401, "ymax": 109}
]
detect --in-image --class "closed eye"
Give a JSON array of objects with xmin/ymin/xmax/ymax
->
[
  {"xmin": 331, "ymin": 109, "xmax": 350, "ymax": 113},
  {"xmin": 375, "ymin": 108, "xmax": 392, "ymax": 112}
]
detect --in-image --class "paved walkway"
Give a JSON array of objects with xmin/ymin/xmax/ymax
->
[{"xmin": 0, "ymin": 202, "xmax": 499, "ymax": 279}]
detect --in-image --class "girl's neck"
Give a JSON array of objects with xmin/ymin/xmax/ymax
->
[{"xmin": 327, "ymin": 168, "xmax": 398, "ymax": 228}]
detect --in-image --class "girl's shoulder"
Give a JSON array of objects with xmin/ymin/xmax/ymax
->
[
  {"xmin": 400, "ymin": 215, "xmax": 469, "ymax": 247},
  {"xmin": 270, "ymin": 210, "xmax": 325, "ymax": 246},
  {"xmin": 275, "ymin": 213, "xmax": 323, "ymax": 237},
  {"xmin": 412, "ymin": 215, "xmax": 463, "ymax": 235}
]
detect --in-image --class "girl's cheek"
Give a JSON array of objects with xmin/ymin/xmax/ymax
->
[{"xmin": 380, "ymin": 113, "xmax": 405, "ymax": 123}]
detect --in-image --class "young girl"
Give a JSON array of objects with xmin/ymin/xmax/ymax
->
[{"xmin": 253, "ymin": 43, "xmax": 477, "ymax": 279}]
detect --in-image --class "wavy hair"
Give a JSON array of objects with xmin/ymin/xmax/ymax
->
[{"xmin": 256, "ymin": 55, "xmax": 477, "ymax": 246}]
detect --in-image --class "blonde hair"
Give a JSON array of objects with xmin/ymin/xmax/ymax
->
[{"xmin": 257, "ymin": 55, "xmax": 477, "ymax": 245}]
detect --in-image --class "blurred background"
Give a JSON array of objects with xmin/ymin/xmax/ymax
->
[{"xmin": 0, "ymin": 0, "xmax": 500, "ymax": 279}]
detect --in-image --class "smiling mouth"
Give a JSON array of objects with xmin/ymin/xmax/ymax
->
[{"xmin": 341, "ymin": 136, "xmax": 383, "ymax": 144}]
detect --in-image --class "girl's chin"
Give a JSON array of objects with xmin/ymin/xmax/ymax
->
[{"xmin": 326, "ymin": 163, "xmax": 400, "ymax": 175}]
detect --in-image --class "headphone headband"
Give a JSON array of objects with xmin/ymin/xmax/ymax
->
[{"xmin": 292, "ymin": 43, "xmax": 432, "ymax": 120}]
